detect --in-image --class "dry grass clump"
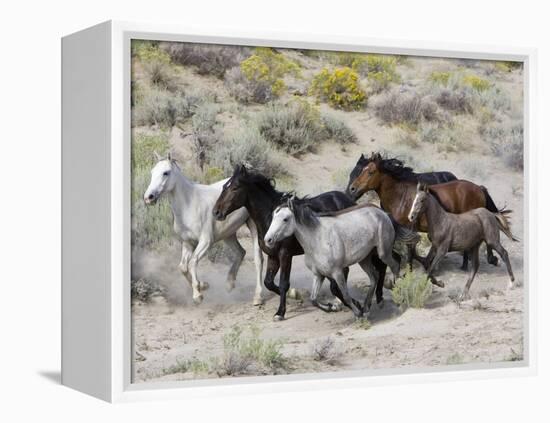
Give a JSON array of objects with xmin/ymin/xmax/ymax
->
[
  {"xmin": 311, "ymin": 337, "xmax": 341, "ymax": 364},
  {"xmin": 483, "ymin": 121, "xmax": 523, "ymax": 170},
  {"xmin": 392, "ymin": 269, "xmax": 433, "ymax": 309},
  {"xmin": 210, "ymin": 126, "xmax": 283, "ymax": 178},
  {"xmin": 321, "ymin": 113, "xmax": 358, "ymax": 145},
  {"xmin": 131, "ymin": 278, "xmax": 164, "ymax": 302},
  {"xmin": 374, "ymin": 88, "xmax": 439, "ymax": 126},
  {"xmin": 213, "ymin": 325, "xmax": 287, "ymax": 376},
  {"xmin": 163, "ymin": 42, "xmax": 250, "ymax": 78},
  {"xmin": 254, "ymin": 100, "xmax": 325, "ymax": 155}
]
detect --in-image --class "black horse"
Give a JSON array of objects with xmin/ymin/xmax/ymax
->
[
  {"xmin": 345, "ymin": 153, "xmax": 457, "ymax": 198},
  {"xmin": 212, "ymin": 165, "xmax": 390, "ymax": 320}
]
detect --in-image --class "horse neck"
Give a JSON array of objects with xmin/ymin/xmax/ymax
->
[
  {"xmin": 293, "ymin": 221, "xmax": 320, "ymax": 256},
  {"xmin": 424, "ymin": 194, "xmax": 447, "ymax": 235},
  {"xmin": 377, "ymin": 175, "xmax": 413, "ymax": 217},
  {"xmin": 245, "ymin": 185, "xmax": 283, "ymax": 238},
  {"xmin": 168, "ymin": 170, "xmax": 196, "ymax": 214}
]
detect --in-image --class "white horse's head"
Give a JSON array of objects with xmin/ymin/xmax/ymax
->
[
  {"xmin": 264, "ymin": 204, "xmax": 296, "ymax": 248},
  {"xmin": 144, "ymin": 153, "xmax": 178, "ymax": 205}
]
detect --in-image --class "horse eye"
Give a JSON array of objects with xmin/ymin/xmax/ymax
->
[
  {"xmin": 283, "ymin": 218, "xmax": 289, "ymax": 222},
  {"xmin": 163, "ymin": 171, "xmax": 170, "ymax": 176}
]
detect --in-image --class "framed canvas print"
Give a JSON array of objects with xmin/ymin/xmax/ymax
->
[{"xmin": 61, "ymin": 21, "xmax": 537, "ymax": 402}]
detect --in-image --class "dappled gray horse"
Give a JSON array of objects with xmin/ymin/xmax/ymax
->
[
  {"xmin": 408, "ymin": 183, "xmax": 517, "ymax": 299},
  {"xmin": 264, "ymin": 199, "xmax": 417, "ymax": 317}
]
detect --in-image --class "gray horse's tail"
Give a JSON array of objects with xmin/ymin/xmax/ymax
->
[
  {"xmin": 389, "ymin": 215, "xmax": 420, "ymax": 244},
  {"xmin": 495, "ymin": 212, "xmax": 519, "ymax": 242}
]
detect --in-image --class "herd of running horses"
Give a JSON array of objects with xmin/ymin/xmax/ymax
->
[{"xmin": 143, "ymin": 151, "xmax": 518, "ymax": 321}]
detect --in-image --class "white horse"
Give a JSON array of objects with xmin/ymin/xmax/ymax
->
[
  {"xmin": 264, "ymin": 199, "xmax": 407, "ymax": 317},
  {"xmin": 143, "ymin": 154, "xmax": 264, "ymax": 305}
]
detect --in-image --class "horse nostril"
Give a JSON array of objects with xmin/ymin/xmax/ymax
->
[
  {"xmin": 147, "ymin": 194, "xmax": 154, "ymax": 200},
  {"xmin": 350, "ymin": 187, "xmax": 356, "ymax": 192},
  {"xmin": 267, "ymin": 238, "xmax": 272, "ymax": 244}
]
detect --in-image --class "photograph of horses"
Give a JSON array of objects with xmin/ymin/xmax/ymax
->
[{"xmin": 130, "ymin": 40, "xmax": 525, "ymax": 383}]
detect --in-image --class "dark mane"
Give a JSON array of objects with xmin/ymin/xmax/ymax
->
[
  {"xmin": 288, "ymin": 196, "xmax": 320, "ymax": 228},
  {"xmin": 372, "ymin": 153, "xmax": 418, "ymax": 182},
  {"xmin": 232, "ymin": 165, "xmax": 285, "ymax": 200}
]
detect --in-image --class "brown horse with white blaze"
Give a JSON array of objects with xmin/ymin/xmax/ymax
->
[{"xmin": 347, "ymin": 153, "xmax": 507, "ymax": 274}]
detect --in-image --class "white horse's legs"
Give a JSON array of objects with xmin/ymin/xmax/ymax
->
[
  {"xmin": 246, "ymin": 219, "xmax": 264, "ymax": 305},
  {"xmin": 222, "ymin": 235, "xmax": 246, "ymax": 292},
  {"xmin": 178, "ymin": 241, "xmax": 194, "ymax": 286},
  {"xmin": 188, "ymin": 238, "xmax": 212, "ymax": 304},
  {"xmin": 310, "ymin": 273, "xmax": 325, "ymax": 305}
]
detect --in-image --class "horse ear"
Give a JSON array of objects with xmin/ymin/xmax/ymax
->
[
  {"xmin": 422, "ymin": 183, "xmax": 429, "ymax": 192},
  {"xmin": 167, "ymin": 151, "xmax": 172, "ymax": 161},
  {"xmin": 417, "ymin": 182, "xmax": 422, "ymax": 191},
  {"xmin": 360, "ymin": 153, "xmax": 365, "ymax": 160},
  {"xmin": 153, "ymin": 150, "xmax": 162, "ymax": 161},
  {"xmin": 240, "ymin": 164, "xmax": 248, "ymax": 175}
]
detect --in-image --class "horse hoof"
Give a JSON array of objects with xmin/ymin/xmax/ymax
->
[
  {"xmin": 273, "ymin": 314, "xmax": 285, "ymax": 321},
  {"xmin": 253, "ymin": 296, "xmax": 264, "ymax": 306},
  {"xmin": 200, "ymin": 281, "xmax": 210, "ymax": 291},
  {"xmin": 460, "ymin": 265, "xmax": 468, "ymax": 272},
  {"xmin": 433, "ymin": 279, "xmax": 445, "ymax": 288},
  {"xmin": 377, "ymin": 299, "xmax": 385, "ymax": 310},
  {"xmin": 193, "ymin": 294, "xmax": 204, "ymax": 304},
  {"xmin": 489, "ymin": 257, "xmax": 499, "ymax": 266},
  {"xmin": 226, "ymin": 283, "xmax": 235, "ymax": 293},
  {"xmin": 330, "ymin": 303, "xmax": 343, "ymax": 312}
]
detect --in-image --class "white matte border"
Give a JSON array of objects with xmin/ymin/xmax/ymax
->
[{"xmin": 109, "ymin": 20, "xmax": 537, "ymax": 403}]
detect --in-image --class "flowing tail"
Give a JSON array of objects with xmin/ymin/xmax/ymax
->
[
  {"xmin": 389, "ymin": 215, "xmax": 421, "ymax": 244},
  {"xmin": 495, "ymin": 211, "xmax": 519, "ymax": 242},
  {"xmin": 481, "ymin": 185, "xmax": 511, "ymax": 214}
]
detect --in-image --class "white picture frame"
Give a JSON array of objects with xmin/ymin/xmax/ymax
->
[{"xmin": 61, "ymin": 20, "xmax": 537, "ymax": 403}]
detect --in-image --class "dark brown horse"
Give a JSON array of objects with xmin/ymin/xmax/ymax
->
[
  {"xmin": 347, "ymin": 153, "xmax": 506, "ymax": 274},
  {"xmin": 212, "ymin": 165, "xmax": 392, "ymax": 320}
]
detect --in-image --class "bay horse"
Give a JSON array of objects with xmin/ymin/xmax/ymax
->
[
  {"xmin": 144, "ymin": 154, "xmax": 264, "ymax": 305},
  {"xmin": 408, "ymin": 183, "xmax": 517, "ymax": 299},
  {"xmin": 212, "ymin": 165, "xmax": 390, "ymax": 320},
  {"xmin": 264, "ymin": 198, "xmax": 415, "ymax": 318},
  {"xmin": 346, "ymin": 153, "xmax": 457, "ymax": 196},
  {"xmin": 347, "ymin": 152, "xmax": 505, "ymax": 275}
]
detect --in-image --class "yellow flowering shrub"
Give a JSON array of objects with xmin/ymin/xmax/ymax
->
[
  {"xmin": 429, "ymin": 71, "xmax": 452, "ymax": 85},
  {"xmin": 463, "ymin": 74, "xmax": 491, "ymax": 92},
  {"xmin": 240, "ymin": 47, "xmax": 301, "ymax": 97},
  {"xmin": 309, "ymin": 67, "xmax": 367, "ymax": 110}
]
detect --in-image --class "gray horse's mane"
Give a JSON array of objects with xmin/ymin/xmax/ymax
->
[{"xmin": 284, "ymin": 197, "xmax": 321, "ymax": 228}]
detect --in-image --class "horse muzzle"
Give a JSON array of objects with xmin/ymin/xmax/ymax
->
[
  {"xmin": 144, "ymin": 193, "xmax": 158, "ymax": 205},
  {"xmin": 212, "ymin": 208, "xmax": 227, "ymax": 221}
]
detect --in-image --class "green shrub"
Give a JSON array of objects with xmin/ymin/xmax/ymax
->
[
  {"xmin": 321, "ymin": 113, "xmax": 357, "ymax": 144},
  {"xmin": 309, "ymin": 67, "xmax": 367, "ymax": 110},
  {"xmin": 131, "ymin": 133, "xmax": 173, "ymax": 249},
  {"xmin": 133, "ymin": 41, "xmax": 171, "ymax": 63},
  {"xmin": 191, "ymin": 103, "xmax": 221, "ymax": 168},
  {"xmin": 391, "ymin": 269, "xmax": 433, "ymax": 309},
  {"xmin": 163, "ymin": 42, "xmax": 249, "ymax": 78},
  {"xmin": 363, "ymin": 55, "xmax": 400, "ymax": 92},
  {"xmin": 211, "ymin": 126, "xmax": 283, "ymax": 178},
  {"xmin": 255, "ymin": 99, "xmax": 326, "ymax": 155}
]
